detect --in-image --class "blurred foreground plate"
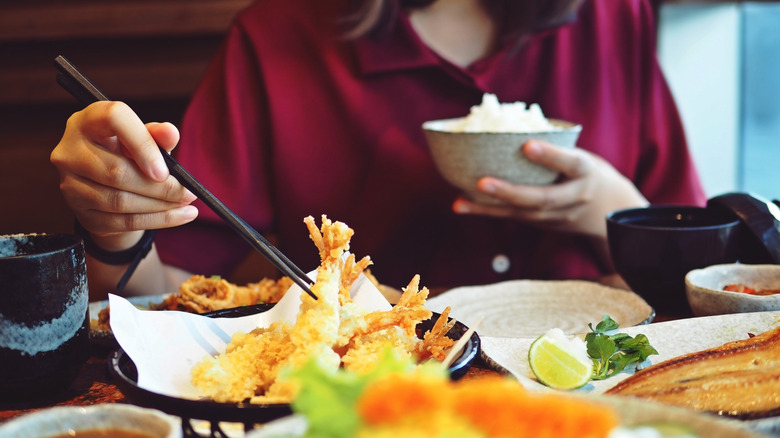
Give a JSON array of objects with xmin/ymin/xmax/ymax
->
[
  {"xmin": 0, "ymin": 404, "xmax": 181, "ymax": 438},
  {"xmin": 425, "ymin": 279, "xmax": 654, "ymax": 339},
  {"xmin": 244, "ymin": 394, "xmax": 759, "ymax": 438}
]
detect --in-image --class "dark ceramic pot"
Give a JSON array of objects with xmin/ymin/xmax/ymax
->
[
  {"xmin": 607, "ymin": 206, "xmax": 742, "ymax": 316},
  {"xmin": 0, "ymin": 233, "xmax": 90, "ymax": 400}
]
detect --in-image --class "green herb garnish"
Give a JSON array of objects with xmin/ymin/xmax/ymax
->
[{"xmin": 584, "ymin": 315, "xmax": 658, "ymax": 380}]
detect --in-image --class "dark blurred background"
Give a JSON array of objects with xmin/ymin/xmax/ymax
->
[
  {"xmin": 0, "ymin": 0, "xmax": 252, "ymax": 235},
  {"xmin": 1, "ymin": 0, "xmax": 777, "ymax": 282}
]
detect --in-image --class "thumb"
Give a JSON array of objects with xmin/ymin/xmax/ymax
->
[{"xmin": 146, "ymin": 122, "xmax": 181, "ymax": 154}]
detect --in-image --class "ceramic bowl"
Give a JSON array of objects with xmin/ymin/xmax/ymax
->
[
  {"xmin": 422, "ymin": 118, "xmax": 581, "ymax": 204},
  {"xmin": 0, "ymin": 404, "xmax": 181, "ymax": 438},
  {"xmin": 685, "ymin": 263, "xmax": 780, "ymax": 316}
]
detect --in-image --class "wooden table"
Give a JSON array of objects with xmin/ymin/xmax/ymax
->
[
  {"xmin": 0, "ymin": 343, "xmax": 499, "ymax": 437},
  {"xmin": 0, "ymin": 274, "xmax": 679, "ymax": 433},
  {"xmin": 0, "ymin": 345, "xmax": 126, "ymax": 424}
]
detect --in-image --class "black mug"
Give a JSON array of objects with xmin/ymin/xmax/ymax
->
[{"xmin": 0, "ymin": 233, "xmax": 90, "ymax": 400}]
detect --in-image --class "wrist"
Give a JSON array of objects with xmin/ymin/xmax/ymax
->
[
  {"xmin": 91, "ymin": 230, "xmax": 144, "ymax": 252},
  {"xmin": 74, "ymin": 219, "xmax": 157, "ymax": 266}
]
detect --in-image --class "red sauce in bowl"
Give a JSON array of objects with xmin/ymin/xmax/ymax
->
[{"xmin": 724, "ymin": 284, "xmax": 780, "ymax": 296}]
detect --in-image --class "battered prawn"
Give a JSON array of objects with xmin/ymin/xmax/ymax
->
[
  {"xmin": 337, "ymin": 275, "xmax": 432, "ymax": 346},
  {"xmin": 338, "ymin": 276, "xmax": 456, "ymax": 372},
  {"xmin": 191, "ymin": 215, "xmax": 460, "ymax": 403},
  {"xmin": 256, "ymin": 216, "xmax": 353, "ymax": 399},
  {"xmin": 192, "ymin": 215, "xmax": 352, "ymax": 402}
]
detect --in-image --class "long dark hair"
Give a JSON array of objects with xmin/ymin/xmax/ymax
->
[{"xmin": 341, "ymin": 0, "xmax": 583, "ymax": 42}]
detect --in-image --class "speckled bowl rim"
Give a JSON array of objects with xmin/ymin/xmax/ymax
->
[
  {"xmin": 422, "ymin": 117, "xmax": 582, "ymax": 134},
  {"xmin": 685, "ymin": 263, "xmax": 780, "ymax": 304},
  {"xmin": 0, "ymin": 233, "xmax": 83, "ymax": 260}
]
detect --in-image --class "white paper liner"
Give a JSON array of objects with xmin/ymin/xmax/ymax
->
[{"xmin": 109, "ymin": 270, "xmax": 392, "ymax": 400}]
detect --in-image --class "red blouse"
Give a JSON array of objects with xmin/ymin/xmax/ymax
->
[{"xmin": 156, "ymin": 0, "xmax": 706, "ymax": 290}]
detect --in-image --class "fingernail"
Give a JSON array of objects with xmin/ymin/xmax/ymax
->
[
  {"xmin": 152, "ymin": 160, "xmax": 169, "ymax": 181},
  {"xmin": 524, "ymin": 141, "xmax": 542, "ymax": 157},
  {"xmin": 453, "ymin": 200, "xmax": 470, "ymax": 213},
  {"xmin": 183, "ymin": 189, "xmax": 197, "ymax": 202},
  {"xmin": 479, "ymin": 180, "xmax": 497, "ymax": 193},
  {"xmin": 181, "ymin": 205, "xmax": 199, "ymax": 221}
]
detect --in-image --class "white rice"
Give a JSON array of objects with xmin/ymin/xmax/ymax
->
[{"xmin": 449, "ymin": 93, "xmax": 561, "ymax": 133}]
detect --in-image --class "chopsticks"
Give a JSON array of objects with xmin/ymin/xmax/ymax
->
[
  {"xmin": 54, "ymin": 55, "xmax": 317, "ymax": 300},
  {"xmin": 441, "ymin": 317, "xmax": 482, "ymax": 369}
]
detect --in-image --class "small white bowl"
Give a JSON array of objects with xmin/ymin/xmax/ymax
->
[
  {"xmin": 685, "ymin": 263, "xmax": 780, "ymax": 316},
  {"xmin": 0, "ymin": 404, "xmax": 181, "ymax": 438}
]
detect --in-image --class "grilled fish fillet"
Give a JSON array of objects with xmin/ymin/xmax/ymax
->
[{"xmin": 606, "ymin": 324, "xmax": 780, "ymax": 420}]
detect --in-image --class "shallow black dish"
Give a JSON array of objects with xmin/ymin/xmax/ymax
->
[{"xmin": 108, "ymin": 303, "xmax": 480, "ymax": 426}]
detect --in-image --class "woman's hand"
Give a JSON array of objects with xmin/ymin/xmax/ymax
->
[
  {"xmin": 51, "ymin": 101, "xmax": 198, "ymax": 251},
  {"xmin": 452, "ymin": 140, "xmax": 648, "ymax": 239}
]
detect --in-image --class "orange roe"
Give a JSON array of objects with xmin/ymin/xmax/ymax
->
[
  {"xmin": 454, "ymin": 376, "xmax": 537, "ymax": 436},
  {"xmin": 359, "ymin": 374, "xmax": 619, "ymax": 437},
  {"xmin": 357, "ymin": 374, "xmax": 450, "ymax": 425},
  {"xmin": 525, "ymin": 393, "xmax": 619, "ymax": 438},
  {"xmin": 455, "ymin": 376, "xmax": 619, "ymax": 438}
]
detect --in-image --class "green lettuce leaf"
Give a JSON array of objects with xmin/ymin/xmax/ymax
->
[{"xmin": 287, "ymin": 350, "xmax": 447, "ymax": 438}]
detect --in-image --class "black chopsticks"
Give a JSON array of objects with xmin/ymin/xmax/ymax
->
[{"xmin": 54, "ymin": 55, "xmax": 317, "ymax": 300}]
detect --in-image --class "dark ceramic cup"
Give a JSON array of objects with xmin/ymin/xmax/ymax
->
[
  {"xmin": 0, "ymin": 233, "xmax": 90, "ymax": 400},
  {"xmin": 606, "ymin": 206, "xmax": 742, "ymax": 316}
]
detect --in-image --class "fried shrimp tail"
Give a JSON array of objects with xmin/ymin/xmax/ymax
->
[
  {"xmin": 420, "ymin": 306, "xmax": 456, "ymax": 361},
  {"xmin": 339, "ymin": 253, "xmax": 372, "ymax": 305}
]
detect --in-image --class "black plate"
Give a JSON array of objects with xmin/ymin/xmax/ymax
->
[{"xmin": 108, "ymin": 304, "xmax": 480, "ymax": 424}]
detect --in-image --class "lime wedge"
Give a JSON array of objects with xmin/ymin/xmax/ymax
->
[{"xmin": 528, "ymin": 328, "xmax": 593, "ymax": 390}]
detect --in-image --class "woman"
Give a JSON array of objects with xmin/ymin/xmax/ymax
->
[{"xmin": 51, "ymin": 0, "xmax": 705, "ymax": 300}]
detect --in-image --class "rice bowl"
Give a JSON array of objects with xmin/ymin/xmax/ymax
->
[{"xmin": 423, "ymin": 116, "xmax": 581, "ymax": 204}]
